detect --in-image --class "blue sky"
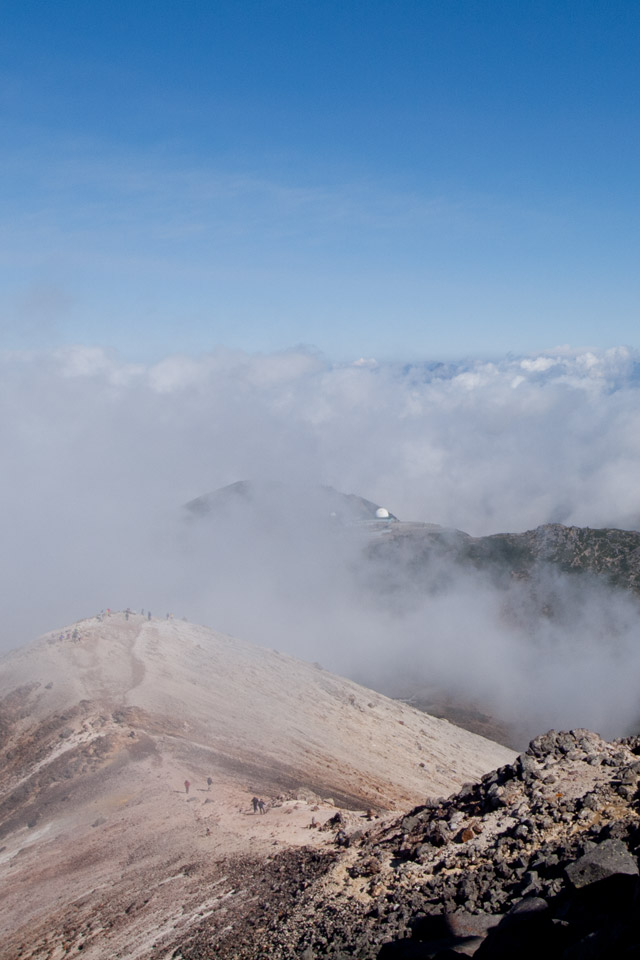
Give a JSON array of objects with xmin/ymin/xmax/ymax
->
[{"xmin": 1, "ymin": 0, "xmax": 639, "ymax": 361}]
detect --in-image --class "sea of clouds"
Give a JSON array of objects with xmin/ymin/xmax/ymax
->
[{"xmin": 3, "ymin": 343, "xmax": 640, "ymax": 740}]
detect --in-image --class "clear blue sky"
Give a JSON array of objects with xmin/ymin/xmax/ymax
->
[{"xmin": 1, "ymin": 0, "xmax": 639, "ymax": 360}]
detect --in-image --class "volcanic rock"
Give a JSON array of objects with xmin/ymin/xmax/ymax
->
[
  {"xmin": 202, "ymin": 728, "xmax": 640, "ymax": 959},
  {"xmin": 565, "ymin": 839, "xmax": 639, "ymax": 889}
]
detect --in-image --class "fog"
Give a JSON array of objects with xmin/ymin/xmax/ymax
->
[{"xmin": 3, "ymin": 343, "xmax": 640, "ymax": 741}]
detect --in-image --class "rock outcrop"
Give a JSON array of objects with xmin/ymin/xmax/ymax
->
[{"xmin": 368, "ymin": 522, "xmax": 640, "ymax": 597}]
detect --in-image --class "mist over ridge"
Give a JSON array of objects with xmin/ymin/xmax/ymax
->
[{"xmin": 4, "ymin": 343, "xmax": 640, "ymax": 742}]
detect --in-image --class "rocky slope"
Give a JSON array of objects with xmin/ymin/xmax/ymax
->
[
  {"xmin": 3, "ymin": 615, "xmax": 637, "ymax": 959},
  {"xmin": 173, "ymin": 728, "xmax": 640, "ymax": 959},
  {"xmin": 0, "ymin": 614, "xmax": 513, "ymax": 959}
]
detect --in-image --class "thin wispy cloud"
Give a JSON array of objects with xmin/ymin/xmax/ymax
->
[
  {"xmin": 2, "ymin": 139, "xmax": 513, "ymax": 242},
  {"xmin": 2, "ymin": 130, "xmax": 632, "ymax": 360}
]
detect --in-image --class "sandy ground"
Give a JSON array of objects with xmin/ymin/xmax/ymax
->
[
  {"xmin": 1, "ymin": 745, "xmax": 352, "ymax": 959},
  {"xmin": 0, "ymin": 613, "xmax": 515, "ymax": 959}
]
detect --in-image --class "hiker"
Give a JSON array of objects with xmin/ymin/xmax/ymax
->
[
  {"xmin": 258, "ymin": 798, "xmax": 267, "ymax": 815},
  {"xmin": 252, "ymin": 796, "xmax": 259, "ymax": 814},
  {"xmin": 184, "ymin": 780, "xmax": 190, "ymax": 795},
  {"xmin": 207, "ymin": 777, "xmax": 213, "ymax": 790}
]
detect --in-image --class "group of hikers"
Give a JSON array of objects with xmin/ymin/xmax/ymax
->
[
  {"xmin": 61, "ymin": 607, "xmax": 194, "ymax": 631},
  {"xmin": 184, "ymin": 777, "xmax": 214, "ymax": 794},
  {"xmin": 93, "ymin": 608, "xmax": 189, "ymax": 622},
  {"xmin": 55, "ymin": 628, "xmax": 82, "ymax": 643},
  {"xmin": 182, "ymin": 781, "xmax": 268, "ymax": 815},
  {"xmin": 95, "ymin": 607, "xmax": 152, "ymax": 621}
]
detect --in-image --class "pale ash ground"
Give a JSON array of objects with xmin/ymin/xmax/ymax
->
[{"xmin": 0, "ymin": 614, "xmax": 514, "ymax": 959}]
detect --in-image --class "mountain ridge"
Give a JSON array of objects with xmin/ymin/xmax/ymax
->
[
  {"xmin": 366, "ymin": 520, "xmax": 640, "ymax": 594},
  {"xmin": 0, "ymin": 613, "xmax": 514, "ymax": 959}
]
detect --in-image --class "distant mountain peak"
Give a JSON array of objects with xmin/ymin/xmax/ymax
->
[{"xmin": 184, "ymin": 480, "xmax": 398, "ymax": 525}]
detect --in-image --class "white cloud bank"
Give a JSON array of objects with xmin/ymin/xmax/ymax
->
[{"xmin": 3, "ymin": 343, "xmax": 640, "ymax": 740}]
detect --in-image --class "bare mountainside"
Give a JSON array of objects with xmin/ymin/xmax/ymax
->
[{"xmin": 0, "ymin": 614, "xmax": 514, "ymax": 959}]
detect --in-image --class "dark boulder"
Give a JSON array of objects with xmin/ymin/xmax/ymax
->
[
  {"xmin": 473, "ymin": 897, "xmax": 562, "ymax": 960},
  {"xmin": 565, "ymin": 840, "xmax": 639, "ymax": 889}
]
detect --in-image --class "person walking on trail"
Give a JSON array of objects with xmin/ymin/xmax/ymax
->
[
  {"xmin": 336, "ymin": 829, "xmax": 349, "ymax": 847},
  {"xmin": 207, "ymin": 777, "xmax": 213, "ymax": 790},
  {"xmin": 258, "ymin": 799, "xmax": 267, "ymax": 815},
  {"xmin": 184, "ymin": 780, "xmax": 191, "ymax": 795},
  {"xmin": 251, "ymin": 796, "xmax": 259, "ymax": 814}
]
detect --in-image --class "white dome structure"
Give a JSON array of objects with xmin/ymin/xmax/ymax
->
[{"xmin": 375, "ymin": 507, "xmax": 390, "ymax": 519}]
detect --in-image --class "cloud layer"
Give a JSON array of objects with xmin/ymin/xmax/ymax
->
[{"xmin": 3, "ymin": 344, "xmax": 640, "ymax": 740}]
